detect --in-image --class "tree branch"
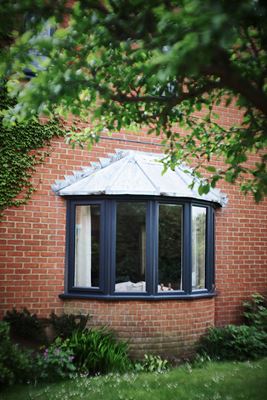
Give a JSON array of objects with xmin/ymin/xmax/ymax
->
[
  {"xmin": 202, "ymin": 50, "xmax": 267, "ymax": 117},
  {"xmin": 110, "ymin": 81, "xmax": 224, "ymax": 106}
]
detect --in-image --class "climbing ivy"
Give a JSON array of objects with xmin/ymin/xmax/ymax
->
[{"xmin": 0, "ymin": 86, "xmax": 64, "ymax": 218}]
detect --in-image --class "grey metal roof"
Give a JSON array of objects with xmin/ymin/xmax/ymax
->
[{"xmin": 52, "ymin": 150, "xmax": 227, "ymax": 206}]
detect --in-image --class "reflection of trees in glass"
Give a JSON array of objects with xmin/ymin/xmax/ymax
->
[
  {"xmin": 158, "ymin": 205, "xmax": 182, "ymax": 290},
  {"xmin": 192, "ymin": 208, "xmax": 206, "ymax": 289},
  {"xmin": 116, "ymin": 203, "xmax": 146, "ymax": 284}
]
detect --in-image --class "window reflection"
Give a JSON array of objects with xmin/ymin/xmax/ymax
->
[
  {"xmin": 158, "ymin": 204, "xmax": 183, "ymax": 291},
  {"xmin": 115, "ymin": 203, "xmax": 146, "ymax": 292},
  {"xmin": 192, "ymin": 207, "xmax": 206, "ymax": 290}
]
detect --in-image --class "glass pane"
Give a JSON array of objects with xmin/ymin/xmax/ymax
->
[
  {"xmin": 192, "ymin": 206, "xmax": 206, "ymax": 290},
  {"xmin": 74, "ymin": 205, "xmax": 100, "ymax": 287},
  {"xmin": 158, "ymin": 204, "xmax": 182, "ymax": 292},
  {"xmin": 115, "ymin": 203, "xmax": 146, "ymax": 292}
]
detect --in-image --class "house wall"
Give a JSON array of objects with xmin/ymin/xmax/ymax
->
[{"xmin": 0, "ymin": 112, "xmax": 267, "ymax": 357}]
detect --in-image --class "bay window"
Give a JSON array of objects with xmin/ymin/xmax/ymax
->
[{"xmin": 63, "ymin": 196, "xmax": 215, "ymax": 299}]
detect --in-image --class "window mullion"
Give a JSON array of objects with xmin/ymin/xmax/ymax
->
[
  {"xmin": 108, "ymin": 199, "xmax": 116, "ymax": 295},
  {"xmin": 102, "ymin": 200, "xmax": 108, "ymax": 295},
  {"xmin": 147, "ymin": 201, "xmax": 157, "ymax": 295},
  {"xmin": 206, "ymin": 207, "xmax": 215, "ymax": 292},
  {"xmin": 183, "ymin": 203, "xmax": 192, "ymax": 294},
  {"xmin": 66, "ymin": 199, "xmax": 74, "ymax": 292},
  {"xmin": 96, "ymin": 201, "xmax": 104, "ymax": 293}
]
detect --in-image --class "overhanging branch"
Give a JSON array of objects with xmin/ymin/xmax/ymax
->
[{"xmin": 110, "ymin": 81, "xmax": 224, "ymax": 106}]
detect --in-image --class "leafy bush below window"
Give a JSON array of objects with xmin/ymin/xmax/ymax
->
[
  {"xmin": 198, "ymin": 325, "xmax": 267, "ymax": 361},
  {"xmin": 60, "ymin": 328, "xmax": 130, "ymax": 375},
  {"xmin": 49, "ymin": 312, "xmax": 91, "ymax": 340},
  {"xmin": 243, "ymin": 293, "xmax": 267, "ymax": 332},
  {"xmin": 198, "ymin": 293, "xmax": 267, "ymax": 361},
  {"xmin": 1, "ymin": 312, "xmax": 131, "ymax": 384},
  {"xmin": 34, "ymin": 338, "xmax": 77, "ymax": 382},
  {"xmin": 3, "ymin": 308, "xmax": 46, "ymax": 343}
]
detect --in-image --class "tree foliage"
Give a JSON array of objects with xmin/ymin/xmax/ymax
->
[{"xmin": 0, "ymin": 0, "xmax": 266, "ymax": 200}]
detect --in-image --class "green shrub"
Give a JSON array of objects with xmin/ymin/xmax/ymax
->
[
  {"xmin": 134, "ymin": 354, "xmax": 169, "ymax": 373},
  {"xmin": 198, "ymin": 324, "xmax": 267, "ymax": 361},
  {"xmin": 197, "ymin": 293, "xmax": 267, "ymax": 362},
  {"xmin": 33, "ymin": 338, "xmax": 77, "ymax": 382},
  {"xmin": 3, "ymin": 308, "xmax": 91, "ymax": 345},
  {"xmin": 0, "ymin": 321, "xmax": 33, "ymax": 387},
  {"xmin": 49, "ymin": 312, "xmax": 90, "ymax": 340},
  {"xmin": 3, "ymin": 308, "xmax": 45, "ymax": 343},
  {"xmin": 60, "ymin": 327, "xmax": 130, "ymax": 375},
  {"xmin": 243, "ymin": 293, "xmax": 267, "ymax": 331}
]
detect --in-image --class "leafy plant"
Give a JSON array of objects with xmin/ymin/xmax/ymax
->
[
  {"xmin": 190, "ymin": 353, "xmax": 212, "ymax": 368},
  {"xmin": 49, "ymin": 312, "xmax": 90, "ymax": 340},
  {"xmin": 61, "ymin": 327, "xmax": 130, "ymax": 375},
  {"xmin": 0, "ymin": 86, "xmax": 64, "ymax": 217},
  {"xmin": 0, "ymin": 321, "xmax": 33, "ymax": 387},
  {"xmin": 3, "ymin": 308, "xmax": 46, "ymax": 343},
  {"xmin": 33, "ymin": 338, "xmax": 77, "ymax": 382},
  {"xmin": 198, "ymin": 324, "xmax": 267, "ymax": 361},
  {"xmin": 243, "ymin": 293, "xmax": 267, "ymax": 332},
  {"xmin": 134, "ymin": 354, "xmax": 169, "ymax": 373}
]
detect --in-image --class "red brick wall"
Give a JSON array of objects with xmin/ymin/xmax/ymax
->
[
  {"xmin": 0, "ymin": 116, "xmax": 266, "ymax": 356},
  {"xmin": 215, "ymin": 188, "xmax": 267, "ymax": 326}
]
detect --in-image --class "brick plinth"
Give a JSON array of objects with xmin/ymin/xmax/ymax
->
[{"xmin": 63, "ymin": 298, "xmax": 215, "ymax": 359}]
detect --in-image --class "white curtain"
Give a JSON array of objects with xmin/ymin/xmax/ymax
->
[{"xmin": 75, "ymin": 206, "xmax": 92, "ymax": 287}]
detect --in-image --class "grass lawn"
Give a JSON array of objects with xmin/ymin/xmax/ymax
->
[{"xmin": 1, "ymin": 358, "xmax": 267, "ymax": 400}]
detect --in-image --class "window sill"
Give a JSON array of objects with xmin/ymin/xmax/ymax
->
[{"xmin": 59, "ymin": 292, "xmax": 217, "ymax": 301}]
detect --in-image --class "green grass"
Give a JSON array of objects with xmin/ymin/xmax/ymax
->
[{"xmin": 1, "ymin": 358, "xmax": 267, "ymax": 400}]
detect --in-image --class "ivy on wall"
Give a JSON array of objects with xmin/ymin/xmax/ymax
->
[{"xmin": 0, "ymin": 86, "xmax": 64, "ymax": 218}]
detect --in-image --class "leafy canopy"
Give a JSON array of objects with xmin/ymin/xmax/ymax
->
[{"xmin": 0, "ymin": 0, "xmax": 267, "ymax": 200}]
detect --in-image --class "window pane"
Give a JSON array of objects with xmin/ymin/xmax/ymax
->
[
  {"xmin": 74, "ymin": 205, "xmax": 100, "ymax": 287},
  {"xmin": 115, "ymin": 203, "xmax": 146, "ymax": 292},
  {"xmin": 158, "ymin": 204, "xmax": 182, "ymax": 292},
  {"xmin": 192, "ymin": 206, "xmax": 206, "ymax": 290}
]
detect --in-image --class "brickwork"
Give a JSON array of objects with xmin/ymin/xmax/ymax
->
[
  {"xmin": 0, "ymin": 107, "xmax": 267, "ymax": 356},
  {"xmin": 63, "ymin": 298, "xmax": 215, "ymax": 359},
  {"xmin": 215, "ymin": 188, "xmax": 267, "ymax": 326}
]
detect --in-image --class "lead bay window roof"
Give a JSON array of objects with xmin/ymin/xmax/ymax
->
[{"xmin": 52, "ymin": 150, "xmax": 227, "ymax": 206}]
